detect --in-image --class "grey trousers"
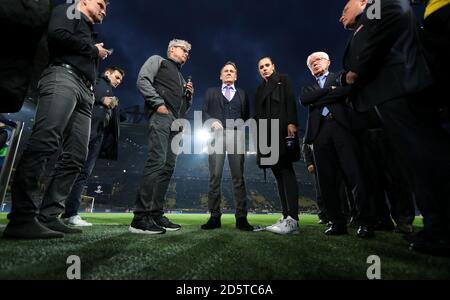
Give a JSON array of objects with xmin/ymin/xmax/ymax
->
[
  {"xmin": 208, "ymin": 129, "xmax": 248, "ymax": 218},
  {"xmin": 9, "ymin": 66, "xmax": 93, "ymax": 223},
  {"xmin": 134, "ymin": 112, "xmax": 180, "ymax": 219}
]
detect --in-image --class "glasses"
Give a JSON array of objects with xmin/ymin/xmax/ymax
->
[{"xmin": 175, "ymin": 46, "xmax": 190, "ymax": 56}]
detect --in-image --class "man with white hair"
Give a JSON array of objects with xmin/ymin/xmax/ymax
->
[
  {"xmin": 130, "ymin": 39, "xmax": 194, "ymax": 235},
  {"xmin": 300, "ymin": 52, "xmax": 375, "ymax": 238}
]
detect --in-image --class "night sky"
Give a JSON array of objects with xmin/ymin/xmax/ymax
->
[{"xmin": 56, "ymin": 0, "xmax": 423, "ymax": 131}]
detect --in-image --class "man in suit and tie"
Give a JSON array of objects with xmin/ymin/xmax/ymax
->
[
  {"xmin": 340, "ymin": 0, "xmax": 450, "ymax": 255},
  {"xmin": 201, "ymin": 61, "xmax": 254, "ymax": 231},
  {"xmin": 301, "ymin": 52, "xmax": 375, "ymax": 238}
]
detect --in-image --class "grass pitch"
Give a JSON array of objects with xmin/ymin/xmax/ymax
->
[{"xmin": 0, "ymin": 213, "xmax": 449, "ymax": 280}]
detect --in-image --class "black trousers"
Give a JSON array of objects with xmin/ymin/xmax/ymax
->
[
  {"xmin": 358, "ymin": 128, "xmax": 416, "ymax": 226},
  {"xmin": 134, "ymin": 112, "xmax": 179, "ymax": 219},
  {"xmin": 312, "ymin": 167, "xmax": 354, "ymax": 222},
  {"xmin": 313, "ymin": 118, "xmax": 375, "ymax": 226},
  {"xmin": 312, "ymin": 170, "xmax": 327, "ymax": 221},
  {"xmin": 376, "ymin": 97, "xmax": 450, "ymax": 237},
  {"xmin": 8, "ymin": 66, "xmax": 93, "ymax": 223},
  {"xmin": 271, "ymin": 159, "xmax": 299, "ymax": 221}
]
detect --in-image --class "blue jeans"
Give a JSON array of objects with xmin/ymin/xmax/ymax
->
[{"xmin": 63, "ymin": 133, "xmax": 104, "ymax": 218}]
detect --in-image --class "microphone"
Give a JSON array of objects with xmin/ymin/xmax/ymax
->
[{"xmin": 185, "ymin": 76, "xmax": 193, "ymax": 98}]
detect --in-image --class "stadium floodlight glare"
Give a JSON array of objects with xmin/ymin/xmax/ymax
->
[{"xmin": 196, "ymin": 129, "xmax": 212, "ymax": 143}]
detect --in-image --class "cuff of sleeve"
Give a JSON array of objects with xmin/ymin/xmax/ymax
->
[
  {"xmin": 152, "ymin": 101, "xmax": 166, "ymax": 111},
  {"xmin": 91, "ymin": 45, "xmax": 99, "ymax": 58}
]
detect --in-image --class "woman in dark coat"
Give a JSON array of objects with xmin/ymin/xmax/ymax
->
[{"xmin": 254, "ymin": 57, "xmax": 300, "ymax": 234}]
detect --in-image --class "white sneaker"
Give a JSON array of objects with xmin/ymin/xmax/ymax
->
[
  {"xmin": 266, "ymin": 217, "xmax": 286, "ymax": 231},
  {"xmin": 266, "ymin": 216, "xmax": 299, "ymax": 235},
  {"xmin": 64, "ymin": 215, "xmax": 93, "ymax": 227}
]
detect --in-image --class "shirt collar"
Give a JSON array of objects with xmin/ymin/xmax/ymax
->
[
  {"xmin": 315, "ymin": 71, "xmax": 330, "ymax": 82},
  {"xmin": 222, "ymin": 84, "xmax": 236, "ymax": 90}
]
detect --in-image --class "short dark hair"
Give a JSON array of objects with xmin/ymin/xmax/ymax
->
[
  {"xmin": 221, "ymin": 61, "xmax": 238, "ymax": 74},
  {"xmin": 104, "ymin": 66, "xmax": 125, "ymax": 77}
]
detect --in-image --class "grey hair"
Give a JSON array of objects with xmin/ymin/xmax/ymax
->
[
  {"xmin": 306, "ymin": 52, "xmax": 330, "ymax": 69},
  {"xmin": 167, "ymin": 39, "xmax": 192, "ymax": 56}
]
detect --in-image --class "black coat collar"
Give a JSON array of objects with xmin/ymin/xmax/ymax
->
[{"xmin": 256, "ymin": 72, "xmax": 282, "ymax": 104}]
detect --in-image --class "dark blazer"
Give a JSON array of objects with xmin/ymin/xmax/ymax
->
[
  {"xmin": 92, "ymin": 76, "xmax": 124, "ymax": 161},
  {"xmin": 300, "ymin": 71, "xmax": 360, "ymax": 144},
  {"xmin": 254, "ymin": 72, "xmax": 299, "ymax": 165},
  {"xmin": 343, "ymin": 0, "xmax": 433, "ymax": 112},
  {"xmin": 202, "ymin": 86, "xmax": 250, "ymax": 124}
]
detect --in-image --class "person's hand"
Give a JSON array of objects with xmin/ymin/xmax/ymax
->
[
  {"xmin": 156, "ymin": 105, "xmax": 170, "ymax": 114},
  {"xmin": 96, "ymin": 43, "xmax": 109, "ymax": 60},
  {"xmin": 103, "ymin": 97, "xmax": 114, "ymax": 108},
  {"xmin": 346, "ymin": 71, "xmax": 359, "ymax": 85},
  {"xmin": 184, "ymin": 82, "xmax": 194, "ymax": 98},
  {"xmin": 211, "ymin": 121, "xmax": 224, "ymax": 131},
  {"xmin": 288, "ymin": 124, "xmax": 297, "ymax": 137},
  {"xmin": 308, "ymin": 165, "xmax": 316, "ymax": 174}
]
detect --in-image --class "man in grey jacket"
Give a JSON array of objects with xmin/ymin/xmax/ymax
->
[{"xmin": 130, "ymin": 39, "xmax": 194, "ymax": 235}]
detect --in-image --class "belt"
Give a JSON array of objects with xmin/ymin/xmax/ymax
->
[{"xmin": 51, "ymin": 63, "xmax": 93, "ymax": 91}]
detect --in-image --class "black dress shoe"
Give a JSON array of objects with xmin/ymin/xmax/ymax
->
[
  {"xmin": 201, "ymin": 217, "xmax": 221, "ymax": 230},
  {"xmin": 236, "ymin": 217, "xmax": 254, "ymax": 231},
  {"xmin": 357, "ymin": 226, "xmax": 375, "ymax": 239},
  {"xmin": 41, "ymin": 218, "xmax": 82, "ymax": 234},
  {"xmin": 3, "ymin": 218, "xmax": 64, "ymax": 240},
  {"xmin": 325, "ymin": 224, "xmax": 348, "ymax": 236}
]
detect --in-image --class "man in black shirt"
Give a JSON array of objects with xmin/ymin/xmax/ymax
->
[
  {"xmin": 130, "ymin": 39, "xmax": 194, "ymax": 235},
  {"xmin": 3, "ymin": 0, "xmax": 110, "ymax": 240}
]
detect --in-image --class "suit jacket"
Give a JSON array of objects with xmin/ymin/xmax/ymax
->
[
  {"xmin": 343, "ymin": 0, "xmax": 433, "ymax": 112},
  {"xmin": 254, "ymin": 72, "xmax": 299, "ymax": 166},
  {"xmin": 202, "ymin": 86, "xmax": 250, "ymax": 125},
  {"xmin": 92, "ymin": 76, "xmax": 124, "ymax": 161},
  {"xmin": 301, "ymin": 72, "xmax": 361, "ymax": 144}
]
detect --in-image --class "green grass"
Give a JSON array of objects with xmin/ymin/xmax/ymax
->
[{"xmin": 0, "ymin": 213, "xmax": 449, "ymax": 280}]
